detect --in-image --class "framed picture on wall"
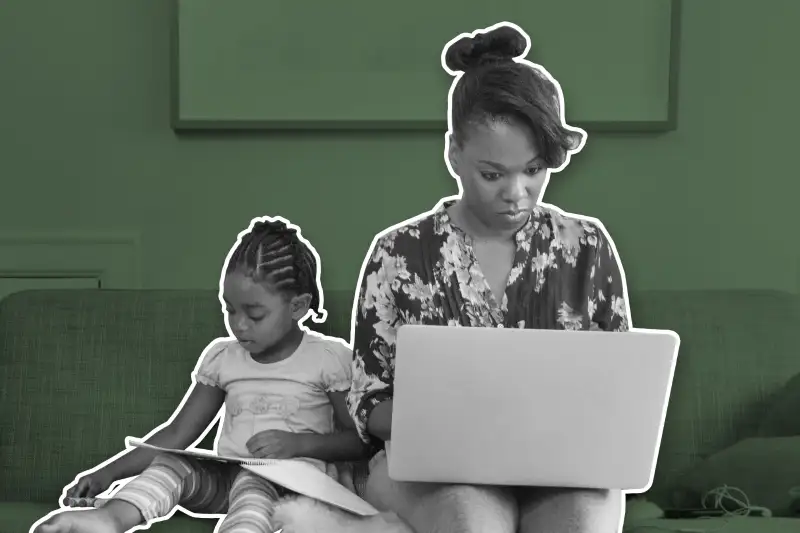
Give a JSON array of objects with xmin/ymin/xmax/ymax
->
[{"xmin": 171, "ymin": 0, "xmax": 682, "ymax": 132}]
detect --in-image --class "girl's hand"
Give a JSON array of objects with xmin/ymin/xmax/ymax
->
[
  {"xmin": 63, "ymin": 468, "xmax": 114, "ymax": 504},
  {"xmin": 246, "ymin": 430, "xmax": 306, "ymax": 459}
]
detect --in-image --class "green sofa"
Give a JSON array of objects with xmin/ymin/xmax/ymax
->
[{"xmin": 1, "ymin": 288, "xmax": 799, "ymax": 532}]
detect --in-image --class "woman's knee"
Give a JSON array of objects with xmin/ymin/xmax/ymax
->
[
  {"xmin": 568, "ymin": 488, "xmax": 621, "ymax": 517},
  {"xmin": 406, "ymin": 483, "xmax": 518, "ymax": 533},
  {"xmin": 366, "ymin": 452, "xmax": 517, "ymax": 532},
  {"xmin": 439, "ymin": 484, "xmax": 514, "ymax": 510},
  {"xmin": 590, "ymin": 488, "xmax": 622, "ymax": 510},
  {"xmin": 518, "ymin": 487, "xmax": 622, "ymax": 532},
  {"xmin": 426, "ymin": 485, "xmax": 518, "ymax": 533}
]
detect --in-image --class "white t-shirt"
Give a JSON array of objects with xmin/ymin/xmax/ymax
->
[{"xmin": 193, "ymin": 331, "xmax": 353, "ymax": 471}]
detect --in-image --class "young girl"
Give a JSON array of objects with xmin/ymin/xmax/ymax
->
[{"xmin": 33, "ymin": 216, "xmax": 369, "ymax": 533}]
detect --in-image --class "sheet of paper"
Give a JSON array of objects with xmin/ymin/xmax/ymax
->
[
  {"xmin": 127, "ymin": 440, "xmax": 261, "ymax": 464},
  {"xmin": 127, "ymin": 439, "xmax": 378, "ymax": 516}
]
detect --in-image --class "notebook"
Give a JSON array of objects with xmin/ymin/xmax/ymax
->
[{"xmin": 126, "ymin": 440, "xmax": 378, "ymax": 516}]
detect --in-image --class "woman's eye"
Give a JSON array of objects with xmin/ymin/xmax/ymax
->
[
  {"xmin": 480, "ymin": 171, "xmax": 502, "ymax": 181},
  {"xmin": 249, "ymin": 315, "xmax": 266, "ymax": 322},
  {"xmin": 526, "ymin": 166, "xmax": 543, "ymax": 175}
]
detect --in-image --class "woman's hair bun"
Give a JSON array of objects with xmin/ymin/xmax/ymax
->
[{"xmin": 444, "ymin": 26, "xmax": 527, "ymax": 73}]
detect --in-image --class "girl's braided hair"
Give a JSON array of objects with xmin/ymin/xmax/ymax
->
[{"xmin": 226, "ymin": 218, "xmax": 324, "ymax": 321}]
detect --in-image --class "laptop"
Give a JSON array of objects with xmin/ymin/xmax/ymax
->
[{"xmin": 387, "ymin": 325, "xmax": 679, "ymax": 492}]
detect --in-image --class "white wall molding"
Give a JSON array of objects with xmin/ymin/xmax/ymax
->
[{"xmin": 0, "ymin": 230, "xmax": 142, "ymax": 288}]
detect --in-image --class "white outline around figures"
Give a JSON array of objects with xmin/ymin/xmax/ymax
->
[
  {"xmin": 344, "ymin": 20, "xmax": 680, "ymax": 533},
  {"xmin": 30, "ymin": 21, "xmax": 678, "ymax": 533},
  {"xmin": 30, "ymin": 215, "xmax": 344, "ymax": 533}
]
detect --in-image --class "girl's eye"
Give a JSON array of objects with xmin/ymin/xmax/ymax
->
[
  {"xmin": 225, "ymin": 307, "xmax": 235, "ymax": 314},
  {"xmin": 249, "ymin": 315, "xmax": 266, "ymax": 322},
  {"xmin": 480, "ymin": 171, "xmax": 502, "ymax": 181}
]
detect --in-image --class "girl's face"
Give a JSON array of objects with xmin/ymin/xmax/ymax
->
[
  {"xmin": 222, "ymin": 270, "xmax": 307, "ymax": 354},
  {"xmin": 448, "ymin": 117, "xmax": 548, "ymax": 232}
]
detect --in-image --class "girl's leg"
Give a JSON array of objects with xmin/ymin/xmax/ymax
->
[
  {"xmin": 33, "ymin": 454, "xmax": 234, "ymax": 533},
  {"xmin": 218, "ymin": 469, "xmax": 281, "ymax": 533},
  {"xmin": 111, "ymin": 452, "xmax": 234, "ymax": 520}
]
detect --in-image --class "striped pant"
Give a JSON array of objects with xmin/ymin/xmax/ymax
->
[{"xmin": 111, "ymin": 453, "xmax": 280, "ymax": 532}]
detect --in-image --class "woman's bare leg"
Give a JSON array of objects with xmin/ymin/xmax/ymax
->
[
  {"xmin": 516, "ymin": 487, "xmax": 623, "ymax": 533},
  {"xmin": 365, "ymin": 451, "xmax": 518, "ymax": 533}
]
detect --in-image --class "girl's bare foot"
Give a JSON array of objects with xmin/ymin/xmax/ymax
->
[
  {"xmin": 33, "ymin": 501, "xmax": 142, "ymax": 533},
  {"xmin": 33, "ymin": 509, "xmax": 122, "ymax": 533}
]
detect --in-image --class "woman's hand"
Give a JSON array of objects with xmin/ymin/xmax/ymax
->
[
  {"xmin": 63, "ymin": 468, "xmax": 114, "ymax": 504},
  {"xmin": 246, "ymin": 430, "xmax": 306, "ymax": 459},
  {"xmin": 367, "ymin": 399, "xmax": 393, "ymax": 443}
]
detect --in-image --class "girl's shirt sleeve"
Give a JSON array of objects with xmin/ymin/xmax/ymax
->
[
  {"xmin": 346, "ymin": 236, "xmax": 399, "ymax": 445},
  {"xmin": 320, "ymin": 340, "xmax": 354, "ymax": 393},
  {"xmin": 192, "ymin": 339, "xmax": 231, "ymax": 389},
  {"xmin": 590, "ymin": 224, "xmax": 631, "ymax": 332}
]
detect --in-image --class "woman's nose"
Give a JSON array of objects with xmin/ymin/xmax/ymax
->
[{"xmin": 502, "ymin": 175, "xmax": 529, "ymax": 203}]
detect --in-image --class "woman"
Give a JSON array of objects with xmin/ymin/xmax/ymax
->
[{"xmin": 346, "ymin": 22, "xmax": 631, "ymax": 533}]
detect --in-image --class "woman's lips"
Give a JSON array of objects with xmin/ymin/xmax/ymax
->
[{"xmin": 499, "ymin": 208, "xmax": 529, "ymax": 220}]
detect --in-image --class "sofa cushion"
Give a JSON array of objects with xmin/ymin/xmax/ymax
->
[
  {"xmin": 2, "ymin": 287, "xmax": 799, "ymax": 508},
  {"xmin": 626, "ymin": 290, "xmax": 800, "ymax": 503},
  {"xmin": 670, "ymin": 436, "xmax": 800, "ymax": 517},
  {"xmin": 757, "ymin": 372, "xmax": 800, "ymax": 437},
  {"xmin": 0, "ymin": 290, "xmax": 231, "ymax": 504},
  {"xmin": 0, "ymin": 289, "xmax": 341, "ymax": 504}
]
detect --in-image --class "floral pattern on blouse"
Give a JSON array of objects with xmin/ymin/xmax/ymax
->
[{"xmin": 345, "ymin": 200, "xmax": 631, "ymax": 445}]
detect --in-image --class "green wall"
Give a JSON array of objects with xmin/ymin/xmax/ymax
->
[{"xmin": 1, "ymin": 1, "xmax": 797, "ymax": 293}]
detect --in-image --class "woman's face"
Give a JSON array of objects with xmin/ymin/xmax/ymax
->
[{"xmin": 449, "ymin": 117, "xmax": 548, "ymax": 232}]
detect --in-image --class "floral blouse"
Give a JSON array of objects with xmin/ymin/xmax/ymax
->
[{"xmin": 345, "ymin": 200, "xmax": 631, "ymax": 446}]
